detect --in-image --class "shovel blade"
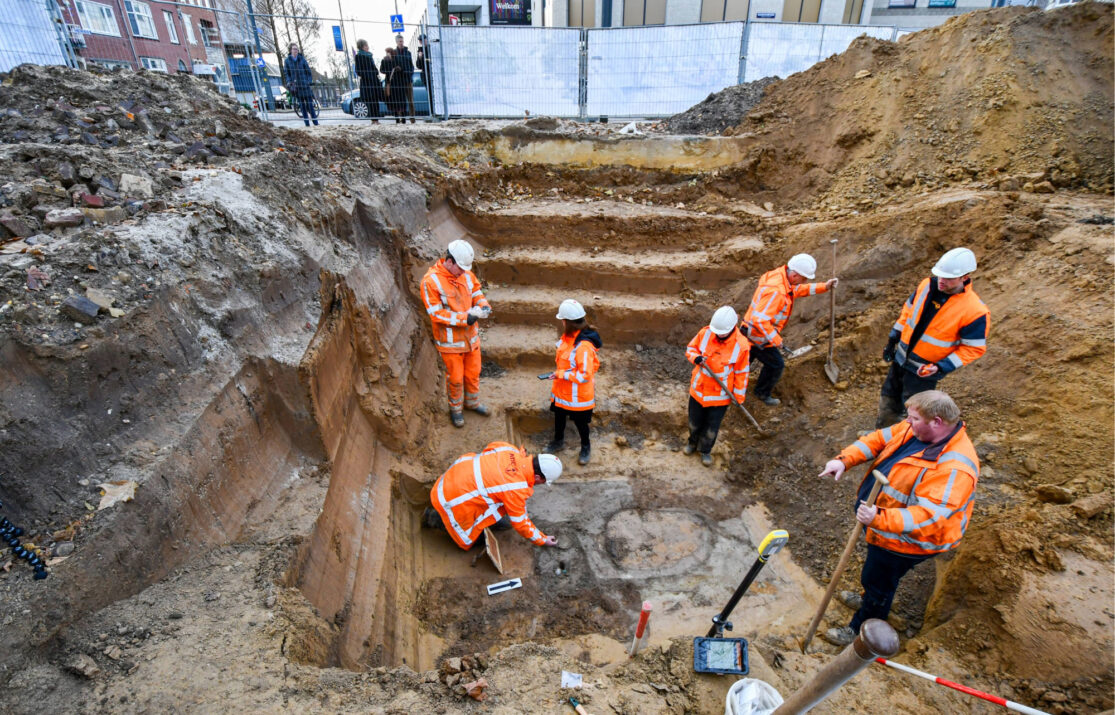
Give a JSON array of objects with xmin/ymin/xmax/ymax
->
[{"xmin": 824, "ymin": 360, "xmax": 839, "ymax": 384}]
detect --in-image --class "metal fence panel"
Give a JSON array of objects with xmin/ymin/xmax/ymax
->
[
  {"xmin": 744, "ymin": 22, "xmax": 897, "ymax": 82},
  {"xmin": 0, "ymin": 0, "xmax": 70, "ymax": 73},
  {"xmin": 429, "ymin": 25, "xmax": 581, "ymax": 117},
  {"xmin": 585, "ymin": 22, "xmax": 744, "ymax": 118}
]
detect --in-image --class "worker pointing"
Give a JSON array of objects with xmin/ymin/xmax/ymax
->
[
  {"xmin": 421, "ymin": 239, "xmax": 492, "ymax": 428},
  {"xmin": 685, "ymin": 306, "xmax": 750, "ymax": 467},
  {"xmin": 817, "ymin": 390, "xmax": 979, "ymax": 646},
  {"xmin": 877, "ymin": 247, "xmax": 989, "ymax": 428},
  {"xmin": 424, "ymin": 442, "xmax": 562, "ymax": 550},
  {"xmin": 742, "ymin": 254, "xmax": 837, "ymax": 406},
  {"xmin": 544, "ymin": 299, "xmax": 602, "ymax": 466}
]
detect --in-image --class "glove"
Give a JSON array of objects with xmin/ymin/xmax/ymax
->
[
  {"xmin": 466, "ymin": 313, "xmax": 478, "ymax": 326},
  {"xmin": 694, "ymin": 355, "xmax": 705, "ymax": 365},
  {"xmin": 883, "ymin": 337, "xmax": 898, "ymax": 363},
  {"xmin": 479, "ymin": 306, "xmax": 491, "ymax": 319}
]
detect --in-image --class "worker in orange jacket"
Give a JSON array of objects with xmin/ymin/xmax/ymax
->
[
  {"xmin": 543, "ymin": 299, "xmax": 602, "ymax": 466},
  {"xmin": 420, "ymin": 239, "xmax": 492, "ymax": 428},
  {"xmin": 424, "ymin": 442, "xmax": 563, "ymax": 550},
  {"xmin": 818, "ymin": 389, "xmax": 979, "ymax": 646},
  {"xmin": 685, "ymin": 306, "xmax": 750, "ymax": 467},
  {"xmin": 742, "ymin": 254, "xmax": 837, "ymax": 406},
  {"xmin": 878, "ymin": 247, "xmax": 989, "ymax": 428}
]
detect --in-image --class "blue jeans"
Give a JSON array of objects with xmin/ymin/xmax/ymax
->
[{"xmin": 294, "ymin": 93, "xmax": 319, "ymax": 126}]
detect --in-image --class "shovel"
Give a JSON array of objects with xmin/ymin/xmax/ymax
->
[
  {"xmin": 824, "ymin": 239, "xmax": 840, "ymax": 385},
  {"xmin": 800, "ymin": 469, "xmax": 890, "ymax": 653},
  {"xmin": 700, "ymin": 364, "xmax": 768, "ymax": 438}
]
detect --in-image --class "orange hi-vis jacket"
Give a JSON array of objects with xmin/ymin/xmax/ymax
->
[
  {"xmin": 686, "ymin": 327, "xmax": 750, "ymax": 407},
  {"xmin": 742, "ymin": 265, "xmax": 829, "ymax": 348},
  {"xmin": 892, "ymin": 277, "xmax": 989, "ymax": 376},
  {"xmin": 551, "ymin": 330, "xmax": 601, "ymax": 411},
  {"xmin": 839, "ymin": 421, "xmax": 979, "ymax": 556},
  {"xmin": 430, "ymin": 442, "xmax": 548, "ymax": 550},
  {"xmin": 420, "ymin": 259, "xmax": 492, "ymax": 354}
]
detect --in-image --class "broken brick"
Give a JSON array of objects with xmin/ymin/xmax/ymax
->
[
  {"xmin": 81, "ymin": 194, "xmax": 105, "ymax": 208},
  {"xmin": 44, "ymin": 208, "xmax": 85, "ymax": 228}
]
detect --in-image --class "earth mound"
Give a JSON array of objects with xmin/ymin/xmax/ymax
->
[{"xmin": 662, "ymin": 76, "xmax": 779, "ymax": 134}]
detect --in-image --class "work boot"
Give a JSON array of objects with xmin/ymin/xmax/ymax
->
[
  {"xmin": 837, "ymin": 590, "xmax": 863, "ymax": 611},
  {"xmin": 823, "ymin": 626, "xmax": 856, "ymax": 647},
  {"xmin": 467, "ymin": 403, "xmax": 491, "ymax": 416},
  {"xmin": 450, "ymin": 411, "xmax": 465, "ymax": 428},
  {"xmin": 578, "ymin": 445, "xmax": 591, "ymax": 465},
  {"xmin": 422, "ymin": 506, "xmax": 441, "ymax": 529},
  {"xmin": 683, "ymin": 444, "xmax": 696, "ymax": 455},
  {"xmin": 544, "ymin": 440, "xmax": 565, "ymax": 453},
  {"xmin": 758, "ymin": 395, "xmax": 781, "ymax": 406},
  {"xmin": 701, "ymin": 453, "xmax": 713, "ymax": 467}
]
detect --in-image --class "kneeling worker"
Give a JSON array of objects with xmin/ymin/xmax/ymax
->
[
  {"xmin": 425, "ymin": 441, "xmax": 562, "ymax": 550},
  {"xmin": 685, "ymin": 306, "xmax": 750, "ymax": 467},
  {"xmin": 817, "ymin": 390, "xmax": 979, "ymax": 646}
]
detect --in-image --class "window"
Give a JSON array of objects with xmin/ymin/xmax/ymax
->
[
  {"xmin": 199, "ymin": 19, "xmax": 218, "ymax": 47},
  {"xmin": 623, "ymin": 0, "xmax": 666, "ymax": 25},
  {"xmin": 927, "ymin": 0, "xmax": 955, "ymax": 5},
  {"xmin": 181, "ymin": 12, "xmax": 196, "ymax": 44},
  {"xmin": 140, "ymin": 56, "xmax": 168, "ymax": 72},
  {"xmin": 74, "ymin": 0, "xmax": 120, "ymax": 36},
  {"xmin": 92, "ymin": 58, "xmax": 132, "ymax": 70},
  {"xmin": 887, "ymin": 0, "xmax": 916, "ymax": 6},
  {"xmin": 701, "ymin": 0, "xmax": 750, "ymax": 21},
  {"xmin": 568, "ymin": 0, "xmax": 596, "ymax": 26},
  {"xmin": 162, "ymin": 11, "xmax": 179, "ymax": 43},
  {"xmin": 124, "ymin": 1, "xmax": 158, "ymax": 39},
  {"xmin": 178, "ymin": 59, "xmax": 188, "ymax": 71}
]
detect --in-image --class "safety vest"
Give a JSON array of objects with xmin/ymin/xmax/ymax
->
[
  {"xmin": 686, "ymin": 327, "xmax": 749, "ymax": 407},
  {"xmin": 420, "ymin": 259, "xmax": 491, "ymax": 354},
  {"xmin": 839, "ymin": 421, "xmax": 979, "ymax": 556},
  {"xmin": 893, "ymin": 278, "xmax": 989, "ymax": 375},
  {"xmin": 551, "ymin": 331, "xmax": 600, "ymax": 411},
  {"xmin": 742, "ymin": 266, "xmax": 829, "ymax": 348},
  {"xmin": 430, "ymin": 442, "xmax": 548, "ymax": 550}
]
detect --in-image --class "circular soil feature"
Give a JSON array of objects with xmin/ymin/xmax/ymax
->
[{"xmin": 604, "ymin": 509, "xmax": 708, "ymax": 573}]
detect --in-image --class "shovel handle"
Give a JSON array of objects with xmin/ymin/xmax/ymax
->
[
  {"xmin": 801, "ymin": 469, "xmax": 889, "ymax": 653},
  {"xmin": 828, "ymin": 239, "xmax": 837, "ymax": 363},
  {"xmin": 700, "ymin": 364, "xmax": 767, "ymax": 437}
]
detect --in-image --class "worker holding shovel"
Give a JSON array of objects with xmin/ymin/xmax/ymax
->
[
  {"xmin": 742, "ymin": 254, "xmax": 838, "ymax": 406},
  {"xmin": 816, "ymin": 390, "xmax": 979, "ymax": 646},
  {"xmin": 684, "ymin": 306, "xmax": 750, "ymax": 467}
]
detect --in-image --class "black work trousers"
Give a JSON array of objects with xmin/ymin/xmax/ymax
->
[
  {"xmin": 877, "ymin": 363, "xmax": 941, "ymax": 428},
  {"xmin": 687, "ymin": 396, "xmax": 729, "ymax": 455},
  {"xmin": 750, "ymin": 344, "xmax": 784, "ymax": 399},
  {"xmin": 849, "ymin": 543, "xmax": 933, "ymax": 632},
  {"xmin": 552, "ymin": 405, "xmax": 592, "ymax": 447}
]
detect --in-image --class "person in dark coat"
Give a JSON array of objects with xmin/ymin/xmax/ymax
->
[
  {"xmin": 417, "ymin": 34, "xmax": 433, "ymax": 115},
  {"xmin": 381, "ymin": 47, "xmax": 408, "ymax": 124},
  {"xmin": 283, "ymin": 43, "xmax": 318, "ymax": 127},
  {"xmin": 394, "ymin": 34, "xmax": 415, "ymax": 123},
  {"xmin": 353, "ymin": 39, "xmax": 382, "ymax": 123}
]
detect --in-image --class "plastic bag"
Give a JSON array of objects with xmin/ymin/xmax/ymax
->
[{"xmin": 725, "ymin": 678, "xmax": 784, "ymax": 715}]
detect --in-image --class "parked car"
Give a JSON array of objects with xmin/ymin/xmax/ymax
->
[{"xmin": 341, "ymin": 71, "xmax": 431, "ymax": 118}]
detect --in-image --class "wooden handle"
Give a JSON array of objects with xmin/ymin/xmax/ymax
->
[
  {"xmin": 701, "ymin": 364, "xmax": 766, "ymax": 436},
  {"xmin": 827, "ymin": 239, "xmax": 837, "ymax": 361},
  {"xmin": 801, "ymin": 469, "xmax": 887, "ymax": 653}
]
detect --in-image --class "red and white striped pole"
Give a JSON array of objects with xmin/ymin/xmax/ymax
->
[
  {"xmin": 875, "ymin": 658, "xmax": 1050, "ymax": 715},
  {"xmin": 629, "ymin": 601, "xmax": 652, "ymax": 656}
]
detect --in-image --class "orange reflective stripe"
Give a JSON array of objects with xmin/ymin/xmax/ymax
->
[
  {"xmin": 552, "ymin": 332, "xmax": 598, "ymax": 411},
  {"xmin": 894, "ymin": 278, "xmax": 989, "ymax": 370},
  {"xmin": 687, "ymin": 327, "xmax": 750, "ymax": 406},
  {"xmin": 422, "ymin": 260, "xmax": 486, "ymax": 354}
]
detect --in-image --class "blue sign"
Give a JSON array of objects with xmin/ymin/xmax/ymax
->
[
  {"xmin": 390, "ymin": 14, "xmax": 404, "ymax": 32},
  {"xmin": 255, "ymin": 57, "xmax": 266, "ymax": 69},
  {"xmin": 332, "ymin": 25, "xmax": 343, "ymax": 51},
  {"xmin": 755, "ymin": 11, "xmax": 775, "ymax": 17}
]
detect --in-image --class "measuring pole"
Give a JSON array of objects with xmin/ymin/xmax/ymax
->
[
  {"xmin": 874, "ymin": 658, "xmax": 1051, "ymax": 715},
  {"xmin": 628, "ymin": 601, "xmax": 652, "ymax": 656},
  {"xmin": 707, "ymin": 530, "xmax": 789, "ymax": 638}
]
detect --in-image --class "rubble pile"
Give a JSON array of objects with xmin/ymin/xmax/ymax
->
[{"xmin": 437, "ymin": 653, "xmax": 490, "ymax": 700}]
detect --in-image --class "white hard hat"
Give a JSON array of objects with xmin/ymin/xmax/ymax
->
[
  {"xmin": 555, "ymin": 299, "xmax": 586, "ymax": 321},
  {"xmin": 537, "ymin": 454, "xmax": 562, "ymax": 484},
  {"xmin": 931, "ymin": 247, "xmax": 977, "ymax": 279},
  {"xmin": 447, "ymin": 239, "xmax": 475, "ymax": 271},
  {"xmin": 708, "ymin": 305, "xmax": 738, "ymax": 336},
  {"xmin": 786, "ymin": 254, "xmax": 817, "ymax": 280}
]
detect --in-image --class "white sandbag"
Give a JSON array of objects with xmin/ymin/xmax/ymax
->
[{"xmin": 725, "ymin": 678, "xmax": 784, "ymax": 715}]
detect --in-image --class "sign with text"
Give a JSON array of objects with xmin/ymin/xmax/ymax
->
[
  {"xmin": 332, "ymin": 25, "xmax": 343, "ymax": 51},
  {"xmin": 489, "ymin": 0, "xmax": 530, "ymax": 25},
  {"xmin": 390, "ymin": 14, "xmax": 404, "ymax": 32}
]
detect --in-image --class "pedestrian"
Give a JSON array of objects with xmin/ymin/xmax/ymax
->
[
  {"xmin": 877, "ymin": 247, "xmax": 989, "ymax": 428},
  {"xmin": 353, "ymin": 39, "xmax": 382, "ymax": 123},
  {"xmin": 742, "ymin": 254, "xmax": 838, "ymax": 406},
  {"xmin": 380, "ymin": 48, "xmax": 405, "ymax": 123},
  {"xmin": 817, "ymin": 390, "xmax": 979, "ymax": 646},
  {"xmin": 543, "ymin": 299, "xmax": 602, "ymax": 466},
  {"xmin": 282, "ymin": 43, "xmax": 318, "ymax": 127},
  {"xmin": 685, "ymin": 306, "xmax": 750, "ymax": 467},
  {"xmin": 416, "ymin": 33, "xmax": 432, "ymax": 113},
  {"xmin": 424, "ymin": 442, "xmax": 562, "ymax": 550},
  {"xmin": 420, "ymin": 239, "xmax": 492, "ymax": 427},
  {"xmin": 394, "ymin": 34, "xmax": 416, "ymax": 123}
]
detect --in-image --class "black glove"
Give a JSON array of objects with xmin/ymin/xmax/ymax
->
[
  {"xmin": 466, "ymin": 313, "xmax": 478, "ymax": 326},
  {"xmin": 694, "ymin": 355, "xmax": 704, "ymax": 365},
  {"xmin": 883, "ymin": 338, "xmax": 898, "ymax": 363}
]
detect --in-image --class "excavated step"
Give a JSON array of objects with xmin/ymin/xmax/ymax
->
[
  {"xmin": 479, "ymin": 244, "xmax": 745, "ymax": 293},
  {"xmin": 481, "ymin": 324, "xmax": 560, "ymax": 369}
]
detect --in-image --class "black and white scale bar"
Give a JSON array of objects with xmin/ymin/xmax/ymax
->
[{"xmin": 486, "ymin": 578, "xmax": 522, "ymax": 596}]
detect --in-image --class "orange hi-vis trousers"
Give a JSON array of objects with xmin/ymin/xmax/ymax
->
[{"xmin": 441, "ymin": 346, "xmax": 482, "ymax": 412}]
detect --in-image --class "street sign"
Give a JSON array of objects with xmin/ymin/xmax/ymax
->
[
  {"xmin": 255, "ymin": 57, "xmax": 266, "ymax": 69},
  {"xmin": 390, "ymin": 14, "xmax": 404, "ymax": 32},
  {"xmin": 332, "ymin": 25, "xmax": 343, "ymax": 51},
  {"xmin": 755, "ymin": 11, "xmax": 775, "ymax": 17}
]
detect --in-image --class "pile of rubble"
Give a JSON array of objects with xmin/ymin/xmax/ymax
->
[{"xmin": 437, "ymin": 653, "xmax": 490, "ymax": 701}]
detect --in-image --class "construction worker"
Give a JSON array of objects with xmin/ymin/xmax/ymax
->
[
  {"xmin": 817, "ymin": 390, "xmax": 979, "ymax": 646},
  {"xmin": 424, "ymin": 442, "xmax": 562, "ymax": 550},
  {"xmin": 543, "ymin": 299, "xmax": 602, "ymax": 466},
  {"xmin": 685, "ymin": 306, "xmax": 750, "ymax": 467},
  {"xmin": 877, "ymin": 247, "xmax": 989, "ymax": 428},
  {"xmin": 742, "ymin": 254, "xmax": 838, "ymax": 406},
  {"xmin": 421, "ymin": 239, "xmax": 492, "ymax": 427}
]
